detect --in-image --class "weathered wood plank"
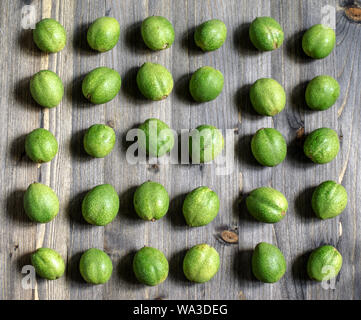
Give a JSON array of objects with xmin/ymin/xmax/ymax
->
[
  {"xmin": 334, "ymin": 1, "xmax": 361, "ymax": 300},
  {"xmin": 0, "ymin": 0, "xmax": 360, "ymax": 300}
]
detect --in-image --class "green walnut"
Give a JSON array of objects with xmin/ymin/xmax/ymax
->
[
  {"xmin": 33, "ymin": 18, "xmax": 66, "ymax": 53},
  {"xmin": 183, "ymin": 244, "xmax": 220, "ymax": 283},
  {"xmin": 133, "ymin": 247, "xmax": 169, "ymax": 286},
  {"xmin": 189, "ymin": 66, "xmax": 224, "ymax": 102},
  {"xmin": 246, "ymin": 187, "xmax": 288, "ymax": 223},
  {"xmin": 302, "ymin": 24, "xmax": 336, "ymax": 59},
  {"xmin": 87, "ymin": 17, "xmax": 120, "ymax": 52},
  {"xmin": 83, "ymin": 124, "xmax": 116, "ymax": 158},
  {"xmin": 133, "ymin": 181, "xmax": 169, "ymax": 221},
  {"xmin": 312, "ymin": 181, "xmax": 348, "ymax": 220},
  {"xmin": 25, "ymin": 128, "xmax": 58, "ymax": 163},
  {"xmin": 250, "ymin": 78, "xmax": 286, "ymax": 116},
  {"xmin": 251, "ymin": 128, "xmax": 287, "ymax": 167},
  {"xmin": 194, "ymin": 19, "xmax": 227, "ymax": 51},
  {"xmin": 79, "ymin": 248, "xmax": 113, "ymax": 284},
  {"xmin": 141, "ymin": 16, "xmax": 175, "ymax": 50},
  {"xmin": 82, "ymin": 67, "xmax": 121, "ymax": 104},
  {"xmin": 138, "ymin": 118, "xmax": 175, "ymax": 157},
  {"xmin": 249, "ymin": 17, "xmax": 284, "ymax": 51},
  {"xmin": 82, "ymin": 184, "xmax": 119, "ymax": 226},
  {"xmin": 31, "ymin": 248, "xmax": 65, "ymax": 280},
  {"xmin": 307, "ymin": 245, "xmax": 342, "ymax": 281},
  {"xmin": 30, "ymin": 70, "xmax": 64, "ymax": 108},
  {"xmin": 24, "ymin": 182, "xmax": 59, "ymax": 223},
  {"xmin": 189, "ymin": 125, "xmax": 224, "ymax": 163},
  {"xmin": 136, "ymin": 62, "xmax": 173, "ymax": 100},
  {"xmin": 182, "ymin": 187, "xmax": 220, "ymax": 227},
  {"xmin": 252, "ymin": 242, "xmax": 286, "ymax": 283},
  {"xmin": 304, "ymin": 128, "xmax": 340, "ymax": 164},
  {"xmin": 305, "ymin": 75, "xmax": 340, "ymax": 111}
]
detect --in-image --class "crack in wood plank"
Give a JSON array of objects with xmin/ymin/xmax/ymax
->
[
  {"xmin": 338, "ymin": 221, "xmax": 343, "ymax": 237},
  {"xmin": 338, "ymin": 145, "xmax": 351, "ymax": 183},
  {"xmin": 338, "ymin": 56, "xmax": 355, "ymax": 118},
  {"xmin": 338, "ymin": 121, "xmax": 353, "ymax": 184}
]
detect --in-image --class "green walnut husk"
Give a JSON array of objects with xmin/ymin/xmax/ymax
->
[
  {"xmin": 183, "ymin": 244, "xmax": 220, "ymax": 283},
  {"xmin": 87, "ymin": 16, "xmax": 120, "ymax": 52},
  {"xmin": 303, "ymin": 128, "xmax": 340, "ymax": 164},
  {"xmin": 307, "ymin": 245, "xmax": 342, "ymax": 281},
  {"xmin": 79, "ymin": 248, "xmax": 113, "ymax": 284},
  {"xmin": 189, "ymin": 66, "xmax": 224, "ymax": 102},
  {"xmin": 133, "ymin": 247, "xmax": 169, "ymax": 286},
  {"xmin": 83, "ymin": 124, "xmax": 116, "ymax": 158},
  {"xmin": 133, "ymin": 181, "xmax": 169, "ymax": 221},
  {"xmin": 251, "ymin": 128, "xmax": 287, "ymax": 167},
  {"xmin": 136, "ymin": 62, "xmax": 174, "ymax": 100},
  {"xmin": 194, "ymin": 19, "xmax": 227, "ymax": 51},
  {"xmin": 189, "ymin": 124, "xmax": 224, "ymax": 163},
  {"xmin": 250, "ymin": 78, "xmax": 286, "ymax": 116},
  {"xmin": 249, "ymin": 17, "xmax": 284, "ymax": 51},
  {"xmin": 182, "ymin": 186, "xmax": 220, "ymax": 227},
  {"xmin": 30, "ymin": 70, "xmax": 64, "ymax": 108},
  {"xmin": 82, "ymin": 67, "xmax": 121, "ymax": 104},
  {"xmin": 138, "ymin": 118, "xmax": 175, "ymax": 157},
  {"xmin": 141, "ymin": 16, "xmax": 175, "ymax": 50},
  {"xmin": 252, "ymin": 242, "xmax": 286, "ymax": 283},
  {"xmin": 82, "ymin": 184, "xmax": 119, "ymax": 226},
  {"xmin": 33, "ymin": 18, "xmax": 66, "ymax": 53},
  {"xmin": 25, "ymin": 128, "xmax": 58, "ymax": 163},
  {"xmin": 312, "ymin": 180, "xmax": 348, "ymax": 220},
  {"xmin": 305, "ymin": 75, "xmax": 340, "ymax": 111},
  {"xmin": 246, "ymin": 187, "xmax": 288, "ymax": 223},
  {"xmin": 31, "ymin": 248, "xmax": 65, "ymax": 280},
  {"xmin": 24, "ymin": 182, "xmax": 59, "ymax": 223},
  {"xmin": 302, "ymin": 24, "xmax": 336, "ymax": 59}
]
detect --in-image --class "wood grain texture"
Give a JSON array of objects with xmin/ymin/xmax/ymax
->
[{"xmin": 0, "ymin": 0, "xmax": 360, "ymax": 300}]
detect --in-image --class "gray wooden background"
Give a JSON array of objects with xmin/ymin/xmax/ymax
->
[{"xmin": 0, "ymin": 0, "xmax": 360, "ymax": 300}]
